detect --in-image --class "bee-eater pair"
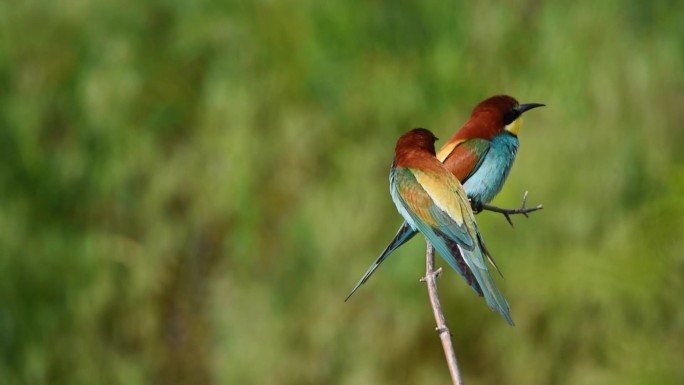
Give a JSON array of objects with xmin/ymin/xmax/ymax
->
[{"xmin": 347, "ymin": 95, "xmax": 544, "ymax": 324}]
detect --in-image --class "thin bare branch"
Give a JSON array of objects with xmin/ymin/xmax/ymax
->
[
  {"xmin": 480, "ymin": 191, "xmax": 543, "ymax": 227},
  {"xmin": 421, "ymin": 242, "xmax": 464, "ymax": 385}
]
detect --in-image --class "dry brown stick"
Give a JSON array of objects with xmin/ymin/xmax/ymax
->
[{"xmin": 420, "ymin": 242, "xmax": 464, "ymax": 385}]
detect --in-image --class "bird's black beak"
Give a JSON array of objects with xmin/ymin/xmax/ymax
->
[{"xmin": 518, "ymin": 103, "xmax": 545, "ymax": 114}]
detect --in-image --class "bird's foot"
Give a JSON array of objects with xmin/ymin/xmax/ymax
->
[
  {"xmin": 471, "ymin": 201, "xmax": 484, "ymax": 214},
  {"xmin": 479, "ymin": 191, "xmax": 543, "ymax": 227}
]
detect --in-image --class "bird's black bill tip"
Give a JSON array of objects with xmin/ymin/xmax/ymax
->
[{"xmin": 518, "ymin": 103, "xmax": 545, "ymax": 114}]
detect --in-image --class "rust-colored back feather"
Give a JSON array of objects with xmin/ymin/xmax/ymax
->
[{"xmin": 441, "ymin": 144, "xmax": 482, "ymax": 181}]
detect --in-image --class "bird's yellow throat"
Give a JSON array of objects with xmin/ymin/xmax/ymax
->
[{"xmin": 504, "ymin": 116, "xmax": 524, "ymax": 135}]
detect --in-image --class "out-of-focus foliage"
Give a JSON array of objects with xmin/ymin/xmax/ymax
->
[{"xmin": 1, "ymin": 0, "xmax": 683, "ymax": 384}]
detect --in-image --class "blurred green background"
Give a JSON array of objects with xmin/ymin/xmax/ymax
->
[{"xmin": 1, "ymin": 1, "xmax": 683, "ymax": 384}]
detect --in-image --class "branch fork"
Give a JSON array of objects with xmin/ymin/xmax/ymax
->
[{"xmin": 478, "ymin": 191, "xmax": 543, "ymax": 227}]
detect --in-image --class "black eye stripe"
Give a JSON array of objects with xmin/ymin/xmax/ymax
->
[{"xmin": 503, "ymin": 108, "xmax": 521, "ymax": 125}]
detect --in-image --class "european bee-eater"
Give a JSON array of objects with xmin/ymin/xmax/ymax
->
[
  {"xmin": 346, "ymin": 95, "xmax": 544, "ymax": 301},
  {"xmin": 388, "ymin": 128, "xmax": 512, "ymax": 324}
]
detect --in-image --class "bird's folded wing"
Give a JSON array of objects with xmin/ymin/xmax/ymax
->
[
  {"xmin": 394, "ymin": 168, "xmax": 476, "ymax": 253},
  {"xmin": 439, "ymin": 138, "xmax": 491, "ymax": 182}
]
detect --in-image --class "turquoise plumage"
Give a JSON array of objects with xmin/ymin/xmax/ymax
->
[{"xmin": 461, "ymin": 133, "xmax": 519, "ymax": 207}]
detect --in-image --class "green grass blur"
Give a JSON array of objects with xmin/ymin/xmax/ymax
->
[{"xmin": 1, "ymin": 1, "xmax": 683, "ymax": 384}]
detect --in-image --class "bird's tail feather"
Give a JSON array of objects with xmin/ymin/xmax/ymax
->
[
  {"xmin": 345, "ymin": 222, "xmax": 417, "ymax": 302},
  {"xmin": 462, "ymin": 245, "xmax": 514, "ymax": 325},
  {"xmin": 477, "ymin": 231, "xmax": 503, "ymax": 278},
  {"xmin": 430, "ymin": 231, "xmax": 513, "ymax": 325}
]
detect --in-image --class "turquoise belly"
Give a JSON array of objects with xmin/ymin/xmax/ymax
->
[{"xmin": 463, "ymin": 133, "xmax": 519, "ymax": 207}]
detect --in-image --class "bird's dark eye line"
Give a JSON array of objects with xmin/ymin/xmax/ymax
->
[{"xmin": 503, "ymin": 108, "xmax": 521, "ymax": 125}]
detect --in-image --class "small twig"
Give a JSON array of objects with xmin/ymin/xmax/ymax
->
[
  {"xmin": 421, "ymin": 242, "xmax": 464, "ymax": 385},
  {"xmin": 480, "ymin": 191, "xmax": 543, "ymax": 227}
]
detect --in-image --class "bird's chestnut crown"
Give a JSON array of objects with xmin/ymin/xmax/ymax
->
[{"xmin": 395, "ymin": 128, "xmax": 439, "ymax": 155}]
